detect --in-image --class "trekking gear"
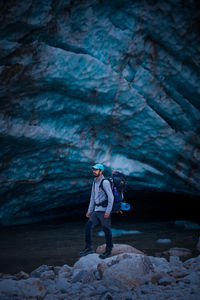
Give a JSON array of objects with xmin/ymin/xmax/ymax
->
[
  {"xmin": 79, "ymin": 247, "xmax": 94, "ymax": 257},
  {"xmin": 92, "ymin": 164, "xmax": 104, "ymax": 171},
  {"xmin": 120, "ymin": 202, "xmax": 130, "ymax": 211},
  {"xmin": 96, "ymin": 170, "xmax": 130, "ymax": 213}
]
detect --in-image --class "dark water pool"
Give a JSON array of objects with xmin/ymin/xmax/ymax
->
[{"xmin": 0, "ymin": 219, "xmax": 199, "ymax": 274}]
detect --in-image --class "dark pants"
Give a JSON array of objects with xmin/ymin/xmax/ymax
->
[{"xmin": 85, "ymin": 211, "xmax": 113, "ymax": 251}]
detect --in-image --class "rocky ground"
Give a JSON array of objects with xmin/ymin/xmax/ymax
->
[{"xmin": 0, "ymin": 243, "xmax": 200, "ymax": 300}]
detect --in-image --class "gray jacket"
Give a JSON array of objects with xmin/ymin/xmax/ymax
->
[{"xmin": 87, "ymin": 175, "xmax": 114, "ymax": 215}]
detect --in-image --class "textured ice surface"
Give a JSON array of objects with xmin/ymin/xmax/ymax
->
[{"xmin": 0, "ymin": 0, "xmax": 200, "ymax": 225}]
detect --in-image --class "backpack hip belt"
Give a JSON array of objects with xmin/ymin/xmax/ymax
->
[{"xmin": 95, "ymin": 200, "xmax": 108, "ymax": 207}]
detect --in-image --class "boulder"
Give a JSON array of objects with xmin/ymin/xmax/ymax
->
[
  {"xmin": 96, "ymin": 243, "xmax": 144, "ymax": 255},
  {"xmin": 101, "ymin": 254, "xmax": 154, "ymax": 289},
  {"xmin": 73, "ymin": 253, "xmax": 102, "ymax": 271},
  {"xmin": 74, "ymin": 252, "xmax": 174, "ymax": 290},
  {"xmin": 148, "ymin": 256, "xmax": 171, "ymax": 274}
]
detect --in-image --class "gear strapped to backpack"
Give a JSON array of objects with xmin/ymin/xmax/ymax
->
[{"xmin": 95, "ymin": 170, "xmax": 129, "ymax": 213}]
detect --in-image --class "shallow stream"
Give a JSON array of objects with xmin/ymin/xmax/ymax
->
[{"xmin": 0, "ymin": 219, "xmax": 199, "ymax": 274}]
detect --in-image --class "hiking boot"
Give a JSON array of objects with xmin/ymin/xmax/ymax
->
[
  {"xmin": 79, "ymin": 248, "xmax": 94, "ymax": 257},
  {"xmin": 99, "ymin": 250, "xmax": 111, "ymax": 259}
]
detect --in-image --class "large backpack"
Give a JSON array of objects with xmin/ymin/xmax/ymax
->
[{"xmin": 97, "ymin": 170, "xmax": 127, "ymax": 213}]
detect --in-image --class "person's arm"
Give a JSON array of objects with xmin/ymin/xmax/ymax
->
[
  {"xmin": 103, "ymin": 180, "xmax": 114, "ymax": 216},
  {"xmin": 86, "ymin": 181, "xmax": 95, "ymax": 217}
]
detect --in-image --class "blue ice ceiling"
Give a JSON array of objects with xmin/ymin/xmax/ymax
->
[{"xmin": 0, "ymin": 0, "xmax": 200, "ymax": 225}]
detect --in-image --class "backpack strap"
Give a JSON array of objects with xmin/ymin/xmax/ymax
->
[{"xmin": 95, "ymin": 178, "xmax": 110, "ymax": 208}]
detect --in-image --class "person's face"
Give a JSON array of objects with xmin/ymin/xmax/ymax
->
[{"xmin": 92, "ymin": 168, "xmax": 102, "ymax": 177}]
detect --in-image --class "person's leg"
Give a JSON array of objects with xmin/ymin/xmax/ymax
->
[
  {"xmin": 79, "ymin": 212, "xmax": 99, "ymax": 256},
  {"xmin": 98, "ymin": 212, "xmax": 113, "ymax": 258}
]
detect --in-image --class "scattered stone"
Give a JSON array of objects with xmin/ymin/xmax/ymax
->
[
  {"xmin": 58, "ymin": 264, "xmax": 72, "ymax": 279},
  {"xmin": 100, "ymin": 292, "xmax": 113, "ymax": 300},
  {"xmin": 55, "ymin": 277, "xmax": 71, "ymax": 293},
  {"xmin": 30, "ymin": 264, "xmax": 53, "ymax": 278},
  {"xmin": 15, "ymin": 271, "xmax": 29, "ymax": 280},
  {"xmin": 44, "ymin": 294, "xmax": 59, "ymax": 300},
  {"xmin": 183, "ymin": 255, "xmax": 200, "ymax": 272},
  {"xmin": 180, "ymin": 271, "xmax": 200, "ymax": 285},
  {"xmin": 71, "ymin": 269, "xmax": 95, "ymax": 283},
  {"xmin": 0, "ymin": 273, "xmax": 14, "ymax": 279},
  {"xmin": 158, "ymin": 274, "xmax": 175, "ymax": 286},
  {"xmin": 53, "ymin": 266, "xmax": 61, "ymax": 275},
  {"xmin": 59, "ymin": 264, "xmax": 71, "ymax": 273},
  {"xmin": 169, "ymin": 255, "xmax": 182, "ymax": 267},
  {"xmin": 169, "ymin": 269, "xmax": 189, "ymax": 279},
  {"xmin": 0, "ymin": 244, "xmax": 200, "ymax": 299},
  {"xmin": 96, "ymin": 285, "xmax": 108, "ymax": 294},
  {"xmin": 0, "ymin": 278, "xmax": 46, "ymax": 298},
  {"xmin": 151, "ymin": 273, "xmax": 163, "ymax": 284},
  {"xmin": 40, "ymin": 270, "xmax": 55, "ymax": 280},
  {"xmin": 96, "ymin": 243, "xmax": 144, "ymax": 255}
]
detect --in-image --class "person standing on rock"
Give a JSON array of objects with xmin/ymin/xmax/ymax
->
[{"xmin": 79, "ymin": 163, "xmax": 114, "ymax": 259}]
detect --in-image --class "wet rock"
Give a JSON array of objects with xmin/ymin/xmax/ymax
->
[
  {"xmin": 96, "ymin": 243, "xmax": 144, "ymax": 255},
  {"xmin": 40, "ymin": 270, "xmax": 55, "ymax": 280}
]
